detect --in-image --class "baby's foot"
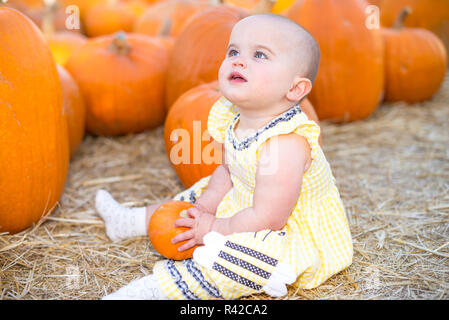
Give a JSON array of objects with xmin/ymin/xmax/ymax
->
[
  {"xmin": 102, "ymin": 274, "xmax": 167, "ymax": 300},
  {"xmin": 95, "ymin": 189, "xmax": 147, "ymax": 242}
]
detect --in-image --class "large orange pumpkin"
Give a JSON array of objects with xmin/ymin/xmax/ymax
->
[
  {"xmin": 57, "ymin": 64, "xmax": 86, "ymax": 157},
  {"xmin": 148, "ymin": 200, "xmax": 199, "ymax": 260},
  {"xmin": 382, "ymin": 8, "xmax": 447, "ymax": 103},
  {"xmin": 368, "ymin": 0, "xmax": 449, "ymax": 56},
  {"xmin": 164, "ymin": 81, "xmax": 223, "ymax": 188},
  {"xmin": 0, "ymin": 7, "xmax": 69, "ymax": 234},
  {"xmin": 133, "ymin": 0, "xmax": 210, "ymax": 38},
  {"xmin": 65, "ymin": 32, "xmax": 169, "ymax": 136},
  {"xmin": 164, "ymin": 81, "xmax": 322, "ymax": 188},
  {"xmin": 286, "ymin": 0, "xmax": 385, "ymax": 122},
  {"xmin": 164, "ymin": 4, "xmax": 249, "ymax": 109}
]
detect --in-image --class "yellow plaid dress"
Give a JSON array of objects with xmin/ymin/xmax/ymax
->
[{"xmin": 153, "ymin": 96, "xmax": 353, "ymax": 299}]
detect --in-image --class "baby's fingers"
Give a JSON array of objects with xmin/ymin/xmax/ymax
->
[
  {"xmin": 187, "ymin": 207, "xmax": 201, "ymax": 218},
  {"xmin": 171, "ymin": 229, "xmax": 194, "ymax": 244},
  {"xmin": 177, "ymin": 239, "xmax": 197, "ymax": 252},
  {"xmin": 174, "ymin": 217, "xmax": 194, "ymax": 228}
]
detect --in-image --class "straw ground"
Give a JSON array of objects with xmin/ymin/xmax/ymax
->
[{"xmin": 1, "ymin": 74, "xmax": 448, "ymax": 300}]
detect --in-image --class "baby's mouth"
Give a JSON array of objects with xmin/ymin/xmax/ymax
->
[{"xmin": 229, "ymin": 72, "xmax": 247, "ymax": 82}]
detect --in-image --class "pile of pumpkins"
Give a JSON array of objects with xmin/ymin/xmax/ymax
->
[{"xmin": 1, "ymin": 0, "xmax": 447, "ymax": 234}]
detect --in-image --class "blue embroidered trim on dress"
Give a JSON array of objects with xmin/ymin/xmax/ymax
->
[
  {"xmin": 184, "ymin": 259, "xmax": 223, "ymax": 299},
  {"xmin": 225, "ymin": 241, "xmax": 278, "ymax": 267},
  {"xmin": 189, "ymin": 190, "xmax": 197, "ymax": 203},
  {"xmin": 213, "ymin": 262, "xmax": 262, "ymax": 291},
  {"xmin": 166, "ymin": 260, "xmax": 200, "ymax": 300},
  {"xmin": 227, "ymin": 104, "xmax": 302, "ymax": 151},
  {"xmin": 218, "ymin": 251, "xmax": 271, "ymax": 279},
  {"xmin": 179, "ymin": 190, "xmax": 196, "ymax": 204}
]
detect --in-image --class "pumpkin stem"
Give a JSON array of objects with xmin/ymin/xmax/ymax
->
[
  {"xmin": 251, "ymin": 0, "xmax": 276, "ymax": 14},
  {"xmin": 393, "ymin": 6, "xmax": 412, "ymax": 30},
  {"xmin": 42, "ymin": 0, "xmax": 58, "ymax": 36},
  {"xmin": 159, "ymin": 18, "xmax": 172, "ymax": 37},
  {"xmin": 110, "ymin": 31, "xmax": 131, "ymax": 55}
]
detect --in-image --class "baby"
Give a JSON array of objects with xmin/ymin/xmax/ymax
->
[{"xmin": 96, "ymin": 13, "xmax": 353, "ymax": 300}]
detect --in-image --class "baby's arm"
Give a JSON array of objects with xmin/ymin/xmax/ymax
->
[
  {"xmin": 212, "ymin": 133, "xmax": 311, "ymax": 234},
  {"xmin": 194, "ymin": 146, "xmax": 233, "ymax": 215}
]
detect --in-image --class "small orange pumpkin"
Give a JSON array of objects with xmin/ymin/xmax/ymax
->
[
  {"xmin": 66, "ymin": 32, "xmax": 169, "ymax": 136},
  {"xmin": 148, "ymin": 200, "xmax": 199, "ymax": 260},
  {"xmin": 368, "ymin": 0, "xmax": 449, "ymax": 55},
  {"xmin": 83, "ymin": 0, "xmax": 140, "ymax": 37},
  {"xmin": 382, "ymin": 7, "xmax": 447, "ymax": 103}
]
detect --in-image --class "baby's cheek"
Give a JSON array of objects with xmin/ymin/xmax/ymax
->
[{"xmin": 218, "ymin": 62, "xmax": 227, "ymax": 82}]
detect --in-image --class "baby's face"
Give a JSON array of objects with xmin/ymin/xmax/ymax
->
[{"xmin": 218, "ymin": 17, "xmax": 301, "ymax": 109}]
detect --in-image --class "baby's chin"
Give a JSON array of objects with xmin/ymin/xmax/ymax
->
[{"xmin": 220, "ymin": 87, "xmax": 250, "ymax": 106}]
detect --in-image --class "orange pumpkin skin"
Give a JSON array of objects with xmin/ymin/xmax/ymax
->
[
  {"xmin": 84, "ymin": 1, "xmax": 139, "ymax": 37},
  {"xmin": 0, "ymin": 8, "xmax": 69, "ymax": 234},
  {"xmin": 368, "ymin": 0, "xmax": 449, "ymax": 55},
  {"xmin": 164, "ymin": 81, "xmax": 223, "ymax": 188},
  {"xmin": 383, "ymin": 26, "xmax": 447, "ymax": 103},
  {"xmin": 134, "ymin": 0, "xmax": 210, "ymax": 38},
  {"xmin": 148, "ymin": 200, "xmax": 199, "ymax": 260},
  {"xmin": 46, "ymin": 32, "xmax": 87, "ymax": 66},
  {"xmin": 286, "ymin": 0, "xmax": 385, "ymax": 122},
  {"xmin": 123, "ymin": 0, "xmax": 149, "ymax": 17},
  {"xmin": 57, "ymin": 65, "xmax": 86, "ymax": 157},
  {"xmin": 65, "ymin": 32, "xmax": 169, "ymax": 136},
  {"xmin": 165, "ymin": 5, "xmax": 248, "ymax": 109},
  {"xmin": 59, "ymin": 0, "xmax": 106, "ymax": 20},
  {"xmin": 2, "ymin": 0, "xmax": 84, "ymax": 35}
]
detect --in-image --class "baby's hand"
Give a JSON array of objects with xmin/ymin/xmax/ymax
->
[{"xmin": 171, "ymin": 206, "xmax": 216, "ymax": 252}]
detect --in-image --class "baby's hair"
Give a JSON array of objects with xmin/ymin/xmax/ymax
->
[{"xmin": 247, "ymin": 14, "xmax": 321, "ymax": 85}]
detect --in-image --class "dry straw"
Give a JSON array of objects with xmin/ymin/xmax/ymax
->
[{"xmin": 1, "ymin": 74, "xmax": 448, "ymax": 300}]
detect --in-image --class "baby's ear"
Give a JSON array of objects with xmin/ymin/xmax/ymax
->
[{"xmin": 287, "ymin": 77, "xmax": 312, "ymax": 101}]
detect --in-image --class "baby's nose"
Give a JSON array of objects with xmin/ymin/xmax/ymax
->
[{"xmin": 232, "ymin": 58, "xmax": 246, "ymax": 68}]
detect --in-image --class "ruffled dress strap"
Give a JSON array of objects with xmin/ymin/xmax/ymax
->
[
  {"xmin": 246, "ymin": 104, "xmax": 321, "ymax": 161},
  {"xmin": 292, "ymin": 112, "xmax": 321, "ymax": 160},
  {"xmin": 207, "ymin": 96, "xmax": 239, "ymax": 144}
]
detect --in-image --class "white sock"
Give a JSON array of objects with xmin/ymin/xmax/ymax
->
[
  {"xmin": 95, "ymin": 189, "xmax": 147, "ymax": 242},
  {"xmin": 102, "ymin": 274, "xmax": 168, "ymax": 300}
]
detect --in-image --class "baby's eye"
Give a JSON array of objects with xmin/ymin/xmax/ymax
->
[
  {"xmin": 255, "ymin": 51, "xmax": 267, "ymax": 59},
  {"xmin": 228, "ymin": 49, "xmax": 239, "ymax": 57}
]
